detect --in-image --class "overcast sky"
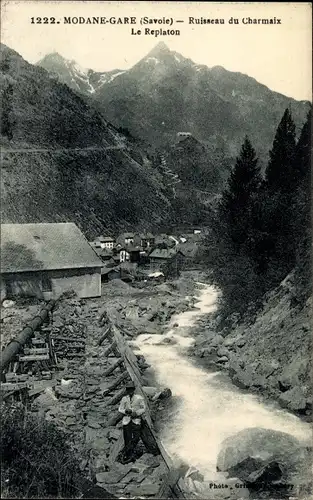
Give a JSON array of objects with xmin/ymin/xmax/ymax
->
[{"xmin": 1, "ymin": 1, "xmax": 312, "ymax": 101}]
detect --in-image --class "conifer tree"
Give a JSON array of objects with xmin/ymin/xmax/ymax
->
[
  {"xmin": 265, "ymin": 108, "xmax": 296, "ymax": 191},
  {"xmin": 221, "ymin": 135, "xmax": 261, "ymax": 248}
]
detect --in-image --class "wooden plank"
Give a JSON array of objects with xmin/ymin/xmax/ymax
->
[
  {"xmin": 103, "ymin": 341, "xmax": 117, "ymax": 357},
  {"xmin": 103, "ymin": 358, "xmax": 124, "ymax": 376},
  {"xmin": 32, "ymin": 338, "xmax": 46, "ymax": 345},
  {"xmin": 107, "ymin": 387, "xmax": 127, "ymax": 406},
  {"xmin": 98, "ymin": 327, "xmax": 111, "ymax": 346},
  {"xmin": 51, "ymin": 336, "xmax": 86, "ymax": 343},
  {"xmin": 102, "ymin": 371, "xmax": 130, "ymax": 395},
  {"xmin": 23, "ymin": 348, "xmax": 49, "ymax": 355},
  {"xmin": 1, "ymin": 382, "xmax": 33, "ymax": 391},
  {"xmin": 18, "ymin": 354, "xmax": 50, "ymax": 362},
  {"xmin": 158, "ymin": 469, "xmax": 185, "ymax": 499}
]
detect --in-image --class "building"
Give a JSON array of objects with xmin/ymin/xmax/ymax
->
[
  {"xmin": 116, "ymin": 233, "xmax": 135, "ymax": 246},
  {"xmin": 149, "ymin": 247, "xmax": 185, "ymax": 275},
  {"xmin": 97, "ymin": 236, "xmax": 115, "ymax": 249},
  {"xmin": 1, "ymin": 223, "xmax": 103, "ymax": 300},
  {"xmin": 118, "ymin": 245, "xmax": 141, "ymax": 263},
  {"xmin": 139, "ymin": 232, "xmax": 155, "ymax": 249}
]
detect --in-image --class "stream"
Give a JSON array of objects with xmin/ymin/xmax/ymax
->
[{"xmin": 135, "ymin": 283, "xmax": 311, "ymax": 481}]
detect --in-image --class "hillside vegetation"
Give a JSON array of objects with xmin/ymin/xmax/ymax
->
[{"xmin": 0, "ymin": 45, "xmax": 175, "ymax": 238}]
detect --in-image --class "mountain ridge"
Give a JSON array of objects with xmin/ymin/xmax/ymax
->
[{"xmin": 36, "ymin": 42, "xmax": 310, "ymax": 153}]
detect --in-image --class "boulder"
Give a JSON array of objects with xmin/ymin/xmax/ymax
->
[
  {"xmin": 152, "ymin": 387, "xmax": 172, "ymax": 401},
  {"xmin": 210, "ymin": 335, "xmax": 224, "ymax": 347},
  {"xmin": 217, "ymin": 427, "xmax": 309, "ymax": 487},
  {"xmin": 142, "ymin": 386, "xmax": 159, "ymax": 398},
  {"xmin": 278, "ymin": 386, "xmax": 307, "ymax": 412}
]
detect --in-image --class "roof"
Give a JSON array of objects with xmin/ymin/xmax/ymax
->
[
  {"xmin": 149, "ymin": 248, "xmax": 179, "ymax": 260},
  {"xmin": 1, "ymin": 223, "xmax": 103, "ymax": 273},
  {"xmin": 98, "ymin": 236, "xmax": 115, "ymax": 242},
  {"xmin": 139, "ymin": 232, "xmax": 154, "ymax": 239}
]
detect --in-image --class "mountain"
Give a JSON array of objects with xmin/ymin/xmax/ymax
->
[
  {"xmin": 37, "ymin": 52, "xmax": 125, "ymax": 95},
  {"xmin": 0, "ymin": 44, "xmax": 187, "ymax": 238},
  {"xmin": 37, "ymin": 42, "xmax": 310, "ymax": 155}
]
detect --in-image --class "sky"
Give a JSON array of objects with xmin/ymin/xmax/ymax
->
[{"xmin": 1, "ymin": 1, "xmax": 312, "ymax": 101}]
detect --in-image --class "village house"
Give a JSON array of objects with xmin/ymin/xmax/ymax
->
[
  {"xmin": 1, "ymin": 223, "xmax": 103, "ymax": 300},
  {"xmin": 97, "ymin": 236, "xmax": 115, "ymax": 249},
  {"xmin": 116, "ymin": 233, "xmax": 135, "ymax": 246},
  {"xmin": 139, "ymin": 232, "xmax": 155, "ymax": 249},
  {"xmin": 118, "ymin": 245, "xmax": 141, "ymax": 264},
  {"xmin": 149, "ymin": 247, "xmax": 185, "ymax": 276}
]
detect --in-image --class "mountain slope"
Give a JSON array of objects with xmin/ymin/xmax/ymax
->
[
  {"xmin": 0, "ymin": 44, "xmax": 175, "ymax": 238},
  {"xmin": 37, "ymin": 52, "xmax": 125, "ymax": 95},
  {"xmin": 38, "ymin": 42, "xmax": 310, "ymax": 154},
  {"xmin": 94, "ymin": 43, "xmax": 310, "ymax": 152}
]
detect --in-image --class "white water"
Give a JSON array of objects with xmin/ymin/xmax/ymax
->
[{"xmin": 136, "ymin": 284, "xmax": 311, "ymax": 480}]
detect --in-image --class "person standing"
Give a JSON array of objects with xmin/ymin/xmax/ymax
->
[{"xmin": 118, "ymin": 381, "xmax": 146, "ymax": 463}]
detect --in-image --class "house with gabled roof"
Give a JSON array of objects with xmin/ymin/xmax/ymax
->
[{"xmin": 1, "ymin": 223, "xmax": 103, "ymax": 300}]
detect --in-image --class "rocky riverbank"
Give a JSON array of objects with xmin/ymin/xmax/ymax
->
[
  {"xmin": 188, "ymin": 272, "xmax": 312, "ymax": 421},
  {"xmin": 1, "ymin": 272, "xmax": 202, "ymax": 498}
]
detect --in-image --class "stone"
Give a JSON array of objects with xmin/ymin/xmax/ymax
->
[
  {"xmin": 125, "ymin": 482, "xmax": 160, "ymax": 496},
  {"xmin": 96, "ymin": 464, "xmax": 132, "ymax": 484},
  {"xmin": 151, "ymin": 387, "xmax": 172, "ymax": 401},
  {"xmin": 217, "ymin": 427, "xmax": 310, "ymax": 486},
  {"xmin": 217, "ymin": 356, "xmax": 229, "ymax": 363},
  {"xmin": 236, "ymin": 338, "xmax": 246, "ymax": 348},
  {"xmin": 142, "ymin": 386, "xmax": 159, "ymax": 398},
  {"xmin": 88, "ymin": 421, "xmax": 102, "ymax": 429},
  {"xmin": 217, "ymin": 347, "xmax": 230, "ymax": 358},
  {"xmin": 278, "ymin": 386, "xmax": 307, "ymax": 411},
  {"xmin": 210, "ymin": 334, "xmax": 224, "ymax": 347}
]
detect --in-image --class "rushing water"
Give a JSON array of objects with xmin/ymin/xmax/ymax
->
[{"xmin": 135, "ymin": 284, "xmax": 311, "ymax": 480}]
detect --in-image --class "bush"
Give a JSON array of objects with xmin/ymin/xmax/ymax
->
[{"xmin": 1, "ymin": 403, "xmax": 81, "ymax": 498}]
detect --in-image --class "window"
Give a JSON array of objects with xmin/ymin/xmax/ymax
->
[{"xmin": 42, "ymin": 274, "xmax": 52, "ymax": 292}]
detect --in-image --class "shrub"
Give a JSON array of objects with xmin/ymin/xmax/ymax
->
[{"xmin": 1, "ymin": 403, "xmax": 81, "ymax": 498}]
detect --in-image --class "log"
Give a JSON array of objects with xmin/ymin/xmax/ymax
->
[
  {"xmin": 98, "ymin": 327, "xmax": 111, "ymax": 346},
  {"xmin": 102, "ymin": 372, "xmax": 130, "ymax": 395},
  {"xmin": 102, "ymin": 358, "xmax": 124, "ymax": 376},
  {"xmin": 158, "ymin": 468, "xmax": 185, "ymax": 499},
  {"xmin": 107, "ymin": 387, "xmax": 127, "ymax": 406},
  {"xmin": 103, "ymin": 341, "xmax": 117, "ymax": 357}
]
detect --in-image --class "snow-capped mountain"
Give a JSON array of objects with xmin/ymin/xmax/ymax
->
[
  {"xmin": 37, "ymin": 43, "xmax": 310, "ymax": 152},
  {"xmin": 36, "ymin": 52, "xmax": 125, "ymax": 94}
]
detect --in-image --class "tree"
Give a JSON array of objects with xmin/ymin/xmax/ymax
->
[
  {"xmin": 292, "ymin": 108, "xmax": 312, "ymax": 300},
  {"xmin": 265, "ymin": 108, "xmax": 296, "ymax": 192},
  {"xmin": 207, "ymin": 137, "xmax": 263, "ymax": 315},
  {"xmin": 220, "ymin": 136, "xmax": 261, "ymax": 248}
]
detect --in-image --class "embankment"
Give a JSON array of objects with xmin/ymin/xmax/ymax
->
[{"xmin": 189, "ymin": 272, "xmax": 312, "ymax": 419}]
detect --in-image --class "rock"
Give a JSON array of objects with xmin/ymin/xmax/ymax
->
[
  {"xmin": 96, "ymin": 464, "xmax": 132, "ymax": 484},
  {"xmin": 142, "ymin": 386, "xmax": 158, "ymax": 398},
  {"xmin": 152, "ymin": 387, "xmax": 172, "ymax": 401},
  {"xmin": 88, "ymin": 421, "xmax": 102, "ymax": 429},
  {"xmin": 198, "ymin": 346, "xmax": 217, "ymax": 358},
  {"xmin": 136, "ymin": 453, "xmax": 161, "ymax": 468},
  {"xmin": 33, "ymin": 387, "xmax": 58, "ymax": 410},
  {"xmin": 2, "ymin": 299, "xmax": 15, "ymax": 308},
  {"xmin": 217, "ymin": 347, "xmax": 230, "ymax": 358},
  {"xmin": 155, "ymin": 336, "xmax": 177, "ymax": 345},
  {"xmin": 210, "ymin": 334, "xmax": 224, "ymax": 347},
  {"xmin": 217, "ymin": 356, "xmax": 229, "ymax": 363},
  {"xmin": 125, "ymin": 481, "xmax": 160, "ymax": 496},
  {"xmin": 236, "ymin": 338, "xmax": 246, "ymax": 348},
  {"xmin": 217, "ymin": 427, "xmax": 309, "ymax": 486},
  {"xmin": 278, "ymin": 386, "xmax": 307, "ymax": 411}
]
